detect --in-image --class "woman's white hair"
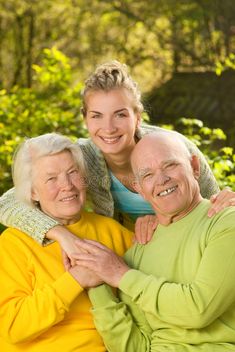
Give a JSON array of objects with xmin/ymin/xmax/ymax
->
[{"xmin": 12, "ymin": 133, "xmax": 86, "ymax": 207}]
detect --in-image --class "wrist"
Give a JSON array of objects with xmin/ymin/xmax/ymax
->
[
  {"xmin": 46, "ymin": 225, "xmax": 65, "ymax": 241},
  {"xmin": 115, "ymin": 266, "xmax": 130, "ymax": 288}
]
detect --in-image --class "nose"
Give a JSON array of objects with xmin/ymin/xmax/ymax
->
[
  {"xmin": 59, "ymin": 175, "xmax": 73, "ymax": 190},
  {"xmin": 103, "ymin": 117, "xmax": 117, "ymax": 133},
  {"xmin": 154, "ymin": 172, "xmax": 170, "ymax": 186}
]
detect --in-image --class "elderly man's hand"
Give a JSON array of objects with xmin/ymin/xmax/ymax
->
[
  {"xmin": 71, "ymin": 239, "xmax": 130, "ymax": 287},
  {"xmin": 208, "ymin": 188, "xmax": 235, "ymax": 217},
  {"xmin": 69, "ymin": 265, "xmax": 103, "ymax": 288}
]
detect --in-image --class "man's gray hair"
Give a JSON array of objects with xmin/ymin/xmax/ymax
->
[{"xmin": 12, "ymin": 133, "xmax": 86, "ymax": 207}]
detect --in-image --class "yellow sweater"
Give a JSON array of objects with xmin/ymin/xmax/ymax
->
[{"xmin": 0, "ymin": 211, "xmax": 133, "ymax": 352}]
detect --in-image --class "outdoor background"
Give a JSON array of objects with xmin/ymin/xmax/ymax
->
[{"xmin": 0, "ymin": 0, "xmax": 235, "ymax": 207}]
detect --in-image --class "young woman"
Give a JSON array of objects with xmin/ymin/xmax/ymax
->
[{"xmin": 0, "ymin": 61, "xmax": 234, "ymax": 262}]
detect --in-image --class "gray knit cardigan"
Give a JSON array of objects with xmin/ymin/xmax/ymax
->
[{"xmin": 0, "ymin": 124, "xmax": 219, "ymax": 244}]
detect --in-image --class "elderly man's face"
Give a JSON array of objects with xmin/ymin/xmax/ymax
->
[
  {"xmin": 132, "ymin": 136, "xmax": 201, "ymax": 225},
  {"xmin": 31, "ymin": 151, "xmax": 86, "ymax": 225}
]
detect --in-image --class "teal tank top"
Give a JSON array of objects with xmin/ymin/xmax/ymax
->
[{"xmin": 110, "ymin": 172, "xmax": 155, "ymax": 221}]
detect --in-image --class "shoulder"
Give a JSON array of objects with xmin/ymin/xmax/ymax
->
[
  {"xmin": 83, "ymin": 210, "xmax": 129, "ymax": 231},
  {"xmin": 0, "ymin": 227, "xmax": 36, "ymax": 252},
  {"xmin": 136, "ymin": 124, "xmax": 167, "ymax": 138},
  {"xmin": 82, "ymin": 211, "xmax": 133, "ymax": 250},
  {"xmin": 78, "ymin": 137, "xmax": 100, "ymax": 155}
]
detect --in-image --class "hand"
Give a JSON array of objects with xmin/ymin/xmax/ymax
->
[
  {"xmin": 69, "ymin": 265, "xmax": 103, "ymax": 288},
  {"xmin": 72, "ymin": 239, "xmax": 130, "ymax": 287},
  {"xmin": 208, "ymin": 188, "xmax": 235, "ymax": 217},
  {"xmin": 47, "ymin": 225, "xmax": 86, "ymax": 270},
  {"xmin": 134, "ymin": 215, "xmax": 158, "ymax": 244}
]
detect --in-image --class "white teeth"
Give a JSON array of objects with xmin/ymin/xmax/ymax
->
[
  {"xmin": 101, "ymin": 137, "xmax": 120, "ymax": 143},
  {"xmin": 61, "ymin": 195, "xmax": 77, "ymax": 202},
  {"xmin": 158, "ymin": 186, "xmax": 177, "ymax": 197}
]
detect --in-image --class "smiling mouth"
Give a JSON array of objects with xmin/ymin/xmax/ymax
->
[
  {"xmin": 60, "ymin": 195, "xmax": 78, "ymax": 202},
  {"xmin": 157, "ymin": 186, "xmax": 177, "ymax": 197},
  {"xmin": 100, "ymin": 136, "xmax": 121, "ymax": 144}
]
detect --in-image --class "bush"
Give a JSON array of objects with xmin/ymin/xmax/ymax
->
[
  {"xmin": 0, "ymin": 47, "xmax": 87, "ymax": 195},
  {"xmin": 161, "ymin": 117, "xmax": 235, "ymax": 191},
  {"xmin": 0, "ymin": 48, "xmax": 234, "ymax": 198}
]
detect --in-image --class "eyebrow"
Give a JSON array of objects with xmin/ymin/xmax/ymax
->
[
  {"xmin": 88, "ymin": 108, "xmax": 128, "ymax": 114},
  {"xmin": 137, "ymin": 159, "xmax": 177, "ymax": 177}
]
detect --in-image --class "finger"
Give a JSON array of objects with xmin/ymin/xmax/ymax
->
[
  {"xmin": 147, "ymin": 221, "xmax": 155, "ymax": 242},
  {"xmin": 152, "ymin": 217, "xmax": 159, "ymax": 230},
  {"xmin": 134, "ymin": 218, "xmax": 142, "ymax": 243},
  {"xmin": 83, "ymin": 239, "xmax": 109, "ymax": 251},
  {"xmin": 71, "ymin": 252, "xmax": 97, "ymax": 261},
  {"xmin": 213, "ymin": 188, "xmax": 233, "ymax": 203},
  {"xmin": 210, "ymin": 193, "xmax": 219, "ymax": 203},
  {"xmin": 208, "ymin": 198, "xmax": 235, "ymax": 217},
  {"xmin": 74, "ymin": 239, "xmax": 102, "ymax": 254},
  {"xmin": 62, "ymin": 250, "xmax": 71, "ymax": 271}
]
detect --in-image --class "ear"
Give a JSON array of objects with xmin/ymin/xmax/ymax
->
[
  {"xmin": 190, "ymin": 155, "xmax": 200, "ymax": 180},
  {"xmin": 31, "ymin": 188, "xmax": 40, "ymax": 202},
  {"xmin": 136, "ymin": 112, "xmax": 141, "ymax": 128}
]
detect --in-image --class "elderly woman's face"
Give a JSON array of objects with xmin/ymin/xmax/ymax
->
[{"xmin": 31, "ymin": 150, "xmax": 86, "ymax": 225}]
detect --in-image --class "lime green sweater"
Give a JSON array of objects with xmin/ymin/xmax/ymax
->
[
  {"xmin": 0, "ymin": 211, "xmax": 132, "ymax": 351},
  {"xmin": 89, "ymin": 200, "xmax": 235, "ymax": 351}
]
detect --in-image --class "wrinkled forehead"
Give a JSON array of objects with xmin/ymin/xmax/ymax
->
[{"xmin": 131, "ymin": 136, "xmax": 190, "ymax": 173}]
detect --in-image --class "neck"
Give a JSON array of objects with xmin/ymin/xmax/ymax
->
[
  {"xmin": 103, "ymin": 146, "xmax": 134, "ymax": 175},
  {"xmin": 158, "ymin": 194, "xmax": 203, "ymax": 226}
]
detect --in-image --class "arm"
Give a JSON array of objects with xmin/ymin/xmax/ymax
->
[
  {"xmin": 0, "ymin": 188, "xmax": 58, "ymax": 244},
  {"xmin": 73, "ymin": 211, "xmax": 235, "ymax": 329},
  {"xmin": 119, "ymin": 211, "xmax": 235, "ymax": 329},
  {"xmin": 0, "ymin": 230, "xmax": 82, "ymax": 344},
  {"xmin": 88, "ymin": 284, "xmax": 151, "ymax": 352}
]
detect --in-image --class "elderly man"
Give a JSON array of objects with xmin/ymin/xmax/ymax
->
[{"xmin": 74, "ymin": 131, "xmax": 235, "ymax": 352}]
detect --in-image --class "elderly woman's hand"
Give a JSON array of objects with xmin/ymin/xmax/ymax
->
[
  {"xmin": 134, "ymin": 215, "xmax": 158, "ymax": 244},
  {"xmin": 47, "ymin": 225, "xmax": 84, "ymax": 270},
  {"xmin": 208, "ymin": 188, "xmax": 235, "ymax": 217}
]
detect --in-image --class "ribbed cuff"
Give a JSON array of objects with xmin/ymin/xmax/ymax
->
[
  {"xmin": 88, "ymin": 284, "xmax": 118, "ymax": 307},
  {"xmin": 53, "ymin": 271, "xmax": 84, "ymax": 307}
]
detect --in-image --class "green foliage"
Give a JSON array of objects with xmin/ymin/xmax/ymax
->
[
  {"xmin": 0, "ymin": 47, "xmax": 87, "ymax": 195},
  {"xmin": 215, "ymin": 53, "xmax": 235, "ymax": 76},
  {"xmin": 0, "ymin": 48, "xmax": 234, "ymax": 199},
  {"xmin": 173, "ymin": 118, "xmax": 235, "ymax": 191}
]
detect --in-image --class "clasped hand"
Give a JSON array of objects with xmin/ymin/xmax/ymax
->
[{"xmin": 69, "ymin": 239, "xmax": 130, "ymax": 288}]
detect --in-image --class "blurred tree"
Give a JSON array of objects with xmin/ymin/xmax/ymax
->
[
  {"xmin": 0, "ymin": 0, "xmax": 234, "ymax": 91},
  {"xmin": 0, "ymin": 47, "xmax": 86, "ymax": 195}
]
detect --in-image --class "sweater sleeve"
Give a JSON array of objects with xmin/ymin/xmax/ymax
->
[
  {"xmin": 0, "ymin": 231, "xmax": 83, "ymax": 344},
  {"xmin": 0, "ymin": 188, "xmax": 58, "ymax": 244},
  {"xmin": 119, "ymin": 211, "xmax": 235, "ymax": 329},
  {"xmin": 88, "ymin": 284, "xmax": 152, "ymax": 352}
]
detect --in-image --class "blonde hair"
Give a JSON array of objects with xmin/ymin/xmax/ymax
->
[
  {"xmin": 82, "ymin": 60, "xmax": 144, "ymax": 115},
  {"xmin": 12, "ymin": 133, "xmax": 86, "ymax": 207}
]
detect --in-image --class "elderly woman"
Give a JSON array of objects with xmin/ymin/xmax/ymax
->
[{"xmin": 0, "ymin": 133, "xmax": 132, "ymax": 351}]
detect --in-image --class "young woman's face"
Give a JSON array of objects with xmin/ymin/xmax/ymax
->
[{"xmin": 84, "ymin": 88, "xmax": 141, "ymax": 156}]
